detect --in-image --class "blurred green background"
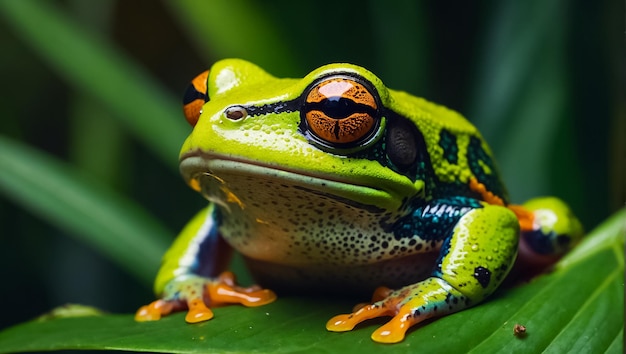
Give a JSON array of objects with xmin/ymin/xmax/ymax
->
[{"xmin": 0, "ymin": 0, "xmax": 622, "ymax": 332}]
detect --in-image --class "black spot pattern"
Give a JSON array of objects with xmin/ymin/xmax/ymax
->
[
  {"xmin": 197, "ymin": 167, "xmax": 442, "ymax": 294},
  {"xmin": 466, "ymin": 136, "xmax": 508, "ymax": 203},
  {"xmin": 438, "ymin": 130, "xmax": 458, "ymax": 164},
  {"xmin": 245, "ymin": 100, "xmax": 299, "ymax": 116},
  {"xmin": 473, "ymin": 266, "xmax": 491, "ymax": 288},
  {"xmin": 183, "ymin": 81, "xmax": 207, "ymax": 105}
]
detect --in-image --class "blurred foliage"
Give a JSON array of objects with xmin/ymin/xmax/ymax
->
[{"xmin": 0, "ymin": 0, "xmax": 622, "ymax": 349}]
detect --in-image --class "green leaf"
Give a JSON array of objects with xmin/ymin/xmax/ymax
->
[
  {"xmin": 0, "ymin": 136, "xmax": 170, "ymax": 284},
  {"xmin": 0, "ymin": 0, "xmax": 187, "ymax": 168},
  {"xmin": 0, "ymin": 209, "xmax": 622, "ymax": 353}
]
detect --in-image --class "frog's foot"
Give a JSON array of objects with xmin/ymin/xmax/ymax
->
[
  {"xmin": 327, "ymin": 278, "xmax": 468, "ymax": 344},
  {"xmin": 509, "ymin": 197, "xmax": 583, "ymax": 268},
  {"xmin": 135, "ymin": 271, "xmax": 277, "ymax": 323}
]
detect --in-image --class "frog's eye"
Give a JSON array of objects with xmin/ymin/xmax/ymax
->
[
  {"xmin": 183, "ymin": 70, "xmax": 209, "ymax": 127},
  {"xmin": 302, "ymin": 76, "xmax": 379, "ymax": 147}
]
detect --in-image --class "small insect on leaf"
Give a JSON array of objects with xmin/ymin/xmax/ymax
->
[{"xmin": 513, "ymin": 323, "xmax": 527, "ymax": 338}]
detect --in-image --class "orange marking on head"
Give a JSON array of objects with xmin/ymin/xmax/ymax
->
[
  {"xmin": 469, "ymin": 177, "xmax": 505, "ymax": 206},
  {"xmin": 183, "ymin": 70, "xmax": 209, "ymax": 126}
]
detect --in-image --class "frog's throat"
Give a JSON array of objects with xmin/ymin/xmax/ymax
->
[{"xmin": 180, "ymin": 152, "xmax": 412, "ymax": 212}]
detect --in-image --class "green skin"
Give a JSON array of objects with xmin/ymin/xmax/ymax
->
[{"xmin": 143, "ymin": 59, "xmax": 583, "ymax": 343}]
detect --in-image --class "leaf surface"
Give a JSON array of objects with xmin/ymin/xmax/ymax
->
[{"xmin": 0, "ymin": 210, "xmax": 622, "ymax": 353}]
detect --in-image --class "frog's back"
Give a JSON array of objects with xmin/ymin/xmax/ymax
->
[{"xmin": 389, "ymin": 90, "xmax": 509, "ymax": 204}]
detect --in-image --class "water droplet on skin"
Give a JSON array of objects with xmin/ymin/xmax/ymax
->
[{"xmin": 471, "ymin": 244, "xmax": 479, "ymax": 251}]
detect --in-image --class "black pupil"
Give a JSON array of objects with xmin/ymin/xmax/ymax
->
[{"xmin": 306, "ymin": 97, "xmax": 375, "ymax": 119}]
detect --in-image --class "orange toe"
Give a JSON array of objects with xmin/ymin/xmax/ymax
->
[
  {"xmin": 207, "ymin": 282, "xmax": 277, "ymax": 307},
  {"xmin": 326, "ymin": 304, "xmax": 391, "ymax": 332},
  {"xmin": 134, "ymin": 299, "xmax": 174, "ymax": 322},
  {"xmin": 185, "ymin": 298, "xmax": 214, "ymax": 323},
  {"xmin": 371, "ymin": 313, "xmax": 412, "ymax": 343}
]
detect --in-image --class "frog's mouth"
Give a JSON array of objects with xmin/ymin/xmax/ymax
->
[{"xmin": 180, "ymin": 151, "xmax": 405, "ymax": 212}]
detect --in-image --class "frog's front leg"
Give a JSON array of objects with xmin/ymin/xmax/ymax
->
[
  {"xmin": 327, "ymin": 199, "xmax": 519, "ymax": 343},
  {"xmin": 135, "ymin": 204, "xmax": 276, "ymax": 323}
]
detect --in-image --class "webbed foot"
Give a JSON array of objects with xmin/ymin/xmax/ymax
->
[
  {"xmin": 135, "ymin": 271, "xmax": 276, "ymax": 323},
  {"xmin": 327, "ymin": 278, "xmax": 469, "ymax": 343}
]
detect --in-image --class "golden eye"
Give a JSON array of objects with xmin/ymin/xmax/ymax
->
[
  {"xmin": 182, "ymin": 70, "xmax": 209, "ymax": 127},
  {"xmin": 303, "ymin": 76, "xmax": 379, "ymax": 146}
]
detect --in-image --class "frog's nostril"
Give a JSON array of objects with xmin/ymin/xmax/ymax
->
[{"xmin": 224, "ymin": 106, "xmax": 248, "ymax": 121}]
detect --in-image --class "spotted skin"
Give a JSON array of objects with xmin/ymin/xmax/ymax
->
[
  {"xmin": 136, "ymin": 59, "xmax": 584, "ymax": 344},
  {"xmin": 438, "ymin": 129, "xmax": 459, "ymax": 164},
  {"xmin": 328, "ymin": 202, "xmax": 519, "ymax": 342}
]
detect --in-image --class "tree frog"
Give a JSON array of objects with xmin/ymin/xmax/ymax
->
[{"xmin": 135, "ymin": 59, "xmax": 583, "ymax": 343}]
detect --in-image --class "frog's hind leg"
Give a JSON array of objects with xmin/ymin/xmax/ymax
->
[
  {"xmin": 508, "ymin": 197, "xmax": 583, "ymax": 270},
  {"xmin": 327, "ymin": 202, "xmax": 520, "ymax": 343},
  {"xmin": 327, "ymin": 278, "xmax": 473, "ymax": 343}
]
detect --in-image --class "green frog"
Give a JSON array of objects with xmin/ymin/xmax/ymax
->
[{"xmin": 135, "ymin": 59, "xmax": 583, "ymax": 343}]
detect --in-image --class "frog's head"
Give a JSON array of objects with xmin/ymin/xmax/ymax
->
[{"xmin": 180, "ymin": 59, "xmax": 426, "ymax": 214}]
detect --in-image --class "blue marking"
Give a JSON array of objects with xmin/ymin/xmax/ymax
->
[
  {"xmin": 393, "ymin": 196, "xmax": 482, "ymax": 242},
  {"xmin": 192, "ymin": 206, "xmax": 226, "ymax": 277},
  {"xmin": 522, "ymin": 228, "xmax": 560, "ymax": 255}
]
